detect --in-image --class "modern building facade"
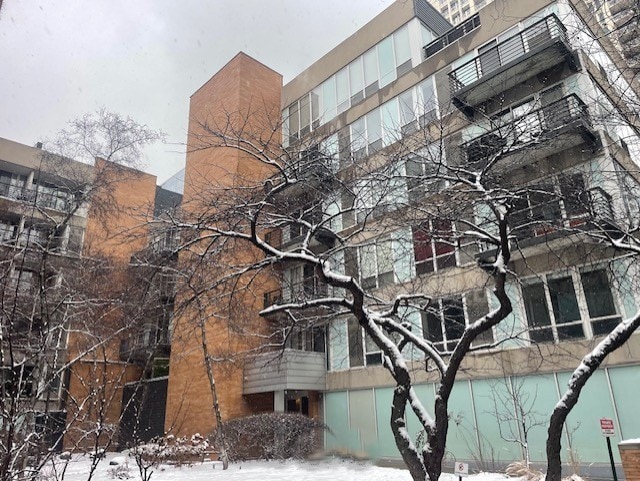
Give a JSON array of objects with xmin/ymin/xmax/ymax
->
[
  {"xmin": 0, "ymin": 137, "xmax": 180, "ymax": 452},
  {"xmin": 167, "ymin": 0, "xmax": 640, "ymax": 474}
]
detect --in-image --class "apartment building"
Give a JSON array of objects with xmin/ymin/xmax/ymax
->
[
  {"xmin": 167, "ymin": 0, "xmax": 640, "ymax": 472},
  {"xmin": 0, "ymin": 137, "xmax": 180, "ymax": 452}
]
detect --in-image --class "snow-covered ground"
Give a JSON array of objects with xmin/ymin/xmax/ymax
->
[{"xmin": 47, "ymin": 453, "xmax": 514, "ymax": 481}]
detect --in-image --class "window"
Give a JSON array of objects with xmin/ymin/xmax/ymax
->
[
  {"xmin": 285, "ymin": 325, "xmax": 326, "ymax": 353},
  {"xmin": 378, "ymin": 37, "xmax": 396, "ymax": 88},
  {"xmin": 421, "ymin": 292, "xmax": 494, "ymax": 352},
  {"xmin": 355, "ymin": 165, "xmax": 407, "ymax": 223},
  {"xmin": 405, "ymin": 146, "xmax": 446, "ymax": 201},
  {"xmin": 522, "ymin": 269, "xmax": 621, "ymax": 343},
  {"xmin": 359, "ymin": 238, "xmax": 394, "ymax": 289},
  {"xmin": 0, "ymin": 171, "xmax": 26, "ymax": 200},
  {"xmin": 348, "ymin": 317, "xmax": 364, "ymax": 367},
  {"xmin": 580, "ymin": 269, "xmax": 621, "ymax": 335},
  {"xmin": 399, "ymin": 90, "xmax": 417, "ymax": 134},
  {"xmin": 349, "ymin": 58, "xmax": 364, "ymax": 105},
  {"xmin": 393, "ymin": 25, "xmax": 412, "ymax": 77},
  {"xmin": 422, "ymin": 297, "xmax": 466, "ymax": 352},
  {"xmin": 412, "ymin": 220, "xmax": 456, "ymax": 275}
]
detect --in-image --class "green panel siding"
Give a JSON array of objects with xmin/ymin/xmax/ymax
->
[
  {"xmin": 471, "ymin": 378, "xmax": 526, "ymax": 463},
  {"xmin": 445, "ymin": 380, "xmax": 476, "ymax": 460},
  {"xmin": 372, "ymin": 387, "xmax": 400, "ymax": 459},
  {"xmin": 406, "ymin": 383, "xmax": 436, "ymax": 446},
  {"xmin": 349, "ymin": 389, "xmax": 378, "ymax": 453},
  {"xmin": 608, "ymin": 365, "xmax": 640, "ymax": 440},
  {"xmin": 329, "ymin": 318, "xmax": 349, "ymax": 371},
  {"xmin": 556, "ymin": 370, "xmax": 620, "ymax": 463},
  {"xmin": 325, "ymin": 391, "xmax": 360, "ymax": 452},
  {"xmin": 512, "ymin": 374, "xmax": 561, "ymax": 463}
]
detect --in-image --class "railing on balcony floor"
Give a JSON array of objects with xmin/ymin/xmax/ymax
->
[
  {"xmin": 462, "ymin": 94, "xmax": 593, "ymax": 166},
  {"xmin": 263, "ymin": 278, "xmax": 329, "ymax": 309},
  {"xmin": 449, "ymin": 14, "xmax": 568, "ymax": 95}
]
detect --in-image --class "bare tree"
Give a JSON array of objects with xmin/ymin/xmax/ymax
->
[{"xmin": 0, "ymin": 109, "xmax": 165, "ymax": 481}]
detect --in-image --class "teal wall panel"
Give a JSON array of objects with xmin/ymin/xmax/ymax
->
[
  {"xmin": 608, "ymin": 365, "xmax": 640, "ymax": 440},
  {"xmin": 471, "ymin": 378, "xmax": 526, "ymax": 464},
  {"xmin": 349, "ymin": 389, "xmax": 378, "ymax": 453},
  {"xmin": 556, "ymin": 370, "xmax": 619, "ymax": 463},
  {"xmin": 325, "ymin": 391, "xmax": 360, "ymax": 452},
  {"xmin": 512, "ymin": 374, "xmax": 561, "ymax": 463},
  {"xmin": 371, "ymin": 387, "xmax": 399, "ymax": 459},
  {"xmin": 444, "ymin": 380, "xmax": 476, "ymax": 461}
]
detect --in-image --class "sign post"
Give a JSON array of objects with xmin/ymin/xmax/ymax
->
[
  {"xmin": 454, "ymin": 461, "xmax": 469, "ymax": 481},
  {"xmin": 600, "ymin": 418, "xmax": 618, "ymax": 481}
]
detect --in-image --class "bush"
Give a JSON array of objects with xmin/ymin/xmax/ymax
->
[{"xmin": 216, "ymin": 412, "xmax": 325, "ymax": 461}]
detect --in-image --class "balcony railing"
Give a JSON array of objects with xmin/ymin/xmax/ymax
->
[
  {"xmin": 462, "ymin": 94, "xmax": 594, "ymax": 166},
  {"xmin": 449, "ymin": 15, "xmax": 573, "ymax": 112},
  {"xmin": 0, "ymin": 179, "xmax": 76, "ymax": 213},
  {"xmin": 510, "ymin": 187, "xmax": 616, "ymax": 244},
  {"xmin": 263, "ymin": 277, "xmax": 329, "ymax": 309}
]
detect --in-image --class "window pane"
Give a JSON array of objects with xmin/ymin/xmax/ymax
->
[
  {"xmin": 522, "ymin": 282, "xmax": 552, "ymax": 328},
  {"xmin": 443, "ymin": 297, "xmax": 465, "ymax": 350},
  {"xmin": 422, "ymin": 309, "xmax": 443, "ymax": 343},
  {"xmin": 336, "ymin": 67, "xmax": 349, "ymax": 113},
  {"xmin": 351, "ymin": 117, "xmax": 367, "ymax": 159},
  {"xmin": 366, "ymin": 109, "xmax": 382, "ymax": 146},
  {"xmin": 299, "ymin": 94, "xmax": 311, "ymax": 134},
  {"xmin": 548, "ymin": 276, "xmax": 581, "ymax": 326},
  {"xmin": 381, "ymin": 98, "xmax": 399, "ymax": 145},
  {"xmin": 377, "ymin": 240, "xmax": 394, "ymax": 275},
  {"xmin": 360, "ymin": 244, "xmax": 377, "ymax": 280},
  {"xmin": 394, "ymin": 25, "xmax": 412, "ymax": 75},
  {"xmin": 289, "ymin": 101, "xmax": 299, "ymax": 139},
  {"xmin": 311, "ymin": 88, "xmax": 321, "ymax": 127},
  {"xmin": 560, "ymin": 173, "xmax": 588, "ymax": 218},
  {"xmin": 412, "ymin": 226, "xmax": 434, "ymax": 262},
  {"xmin": 363, "ymin": 48, "xmax": 379, "ymax": 93},
  {"xmin": 419, "ymin": 77, "xmax": 438, "ymax": 124},
  {"xmin": 321, "ymin": 77, "xmax": 337, "ymax": 122},
  {"xmin": 349, "ymin": 58, "xmax": 364, "ymax": 104},
  {"xmin": 581, "ymin": 270, "xmax": 618, "ymax": 320},
  {"xmin": 348, "ymin": 317, "xmax": 364, "ymax": 367},
  {"xmin": 399, "ymin": 90, "xmax": 416, "ymax": 126},
  {"xmin": 378, "ymin": 37, "xmax": 396, "ymax": 88}
]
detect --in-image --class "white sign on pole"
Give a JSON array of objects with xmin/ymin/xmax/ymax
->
[
  {"xmin": 600, "ymin": 418, "xmax": 615, "ymax": 437},
  {"xmin": 454, "ymin": 462, "xmax": 469, "ymax": 476}
]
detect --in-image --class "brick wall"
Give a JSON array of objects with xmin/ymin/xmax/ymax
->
[
  {"xmin": 165, "ymin": 52, "xmax": 283, "ymax": 436},
  {"xmin": 620, "ymin": 441, "xmax": 640, "ymax": 481}
]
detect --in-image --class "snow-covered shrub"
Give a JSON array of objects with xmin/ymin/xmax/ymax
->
[
  {"xmin": 131, "ymin": 432, "xmax": 210, "ymax": 477},
  {"xmin": 216, "ymin": 412, "xmax": 325, "ymax": 461}
]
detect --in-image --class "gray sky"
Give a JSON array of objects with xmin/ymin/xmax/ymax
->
[{"xmin": 0, "ymin": 0, "xmax": 395, "ymax": 184}]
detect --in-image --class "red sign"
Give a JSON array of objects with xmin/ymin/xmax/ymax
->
[{"xmin": 600, "ymin": 418, "xmax": 615, "ymax": 437}]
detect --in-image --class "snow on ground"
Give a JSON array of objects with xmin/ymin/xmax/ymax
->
[{"xmin": 49, "ymin": 453, "xmax": 514, "ymax": 481}]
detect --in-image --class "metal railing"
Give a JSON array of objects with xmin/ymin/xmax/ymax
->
[
  {"xmin": 263, "ymin": 277, "xmax": 329, "ymax": 309},
  {"xmin": 462, "ymin": 94, "xmax": 591, "ymax": 165},
  {"xmin": 449, "ymin": 14, "xmax": 568, "ymax": 93},
  {"xmin": 0, "ymin": 179, "xmax": 75, "ymax": 213},
  {"xmin": 423, "ymin": 14, "xmax": 481, "ymax": 59},
  {"xmin": 510, "ymin": 187, "xmax": 615, "ymax": 239}
]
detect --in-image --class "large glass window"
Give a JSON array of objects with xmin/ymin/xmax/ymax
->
[
  {"xmin": 363, "ymin": 48, "xmax": 379, "ymax": 96},
  {"xmin": 359, "ymin": 237, "xmax": 394, "ymax": 289},
  {"xmin": 412, "ymin": 220, "xmax": 456, "ymax": 275},
  {"xmin": 522, "ymin": 269, "xmax": 621, "ymax": 343},
  {"xmin": 421, "ymin": 297, "xmax": 466, "ymax": 352},
  {"xmin": 336, "ymin": 67, "xmax": 350, "ymax": 114},
  {"xmin": 321, "ymin": 77, "xmax": 337, "ymax": 123},
  {"xmin": 580, "ymin": 269, "xmax": 621, "ymax": 335},
  {"xmin": 378, "ymin": 37, "xmax": 396, "ymax": 88},
  {"xmin": 349, "ymin": 58, "xmax": 364, "ymax": 105},
  {"xmin": 393, "ymin": 25, "xmax": 412, "ymax": 76}
]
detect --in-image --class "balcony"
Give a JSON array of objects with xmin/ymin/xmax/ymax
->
[
  {"xmin": 263, "ymin": 277, "xmax": 329, "ymax": 310},
  {"xmin": 119, "ymin": 326, "xmax": 171, "ymax": 363},
  {"xmin": 461, "ymin": 94, "xmax": 598, "ymax": 170},
  {"xmin": 0, "ymin": 179, "xmax": 76, "ymax": 214},
  {"xmin": 280, "ymin": 146, "xmax": 336, "ymax": 196},
  {"xmin": 243, "ymin": 348, "xmax": 326, "ymax": 395},
  {"xmin": 449, "ymin": 15, "xmax": 577, "ymax": 116},
  {"xmin": 511, "ymin": 187, "xmax": 618, "ymax": 250}
]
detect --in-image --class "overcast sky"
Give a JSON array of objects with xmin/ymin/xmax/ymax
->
[{"xmin": 0, "ymin": 0, "xmax": 395, "ymax": 184}]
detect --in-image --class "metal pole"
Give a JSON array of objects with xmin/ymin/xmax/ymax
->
[{"xmin": 606, "ymin": 437, "xmax": 618, "ymax": 481}]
